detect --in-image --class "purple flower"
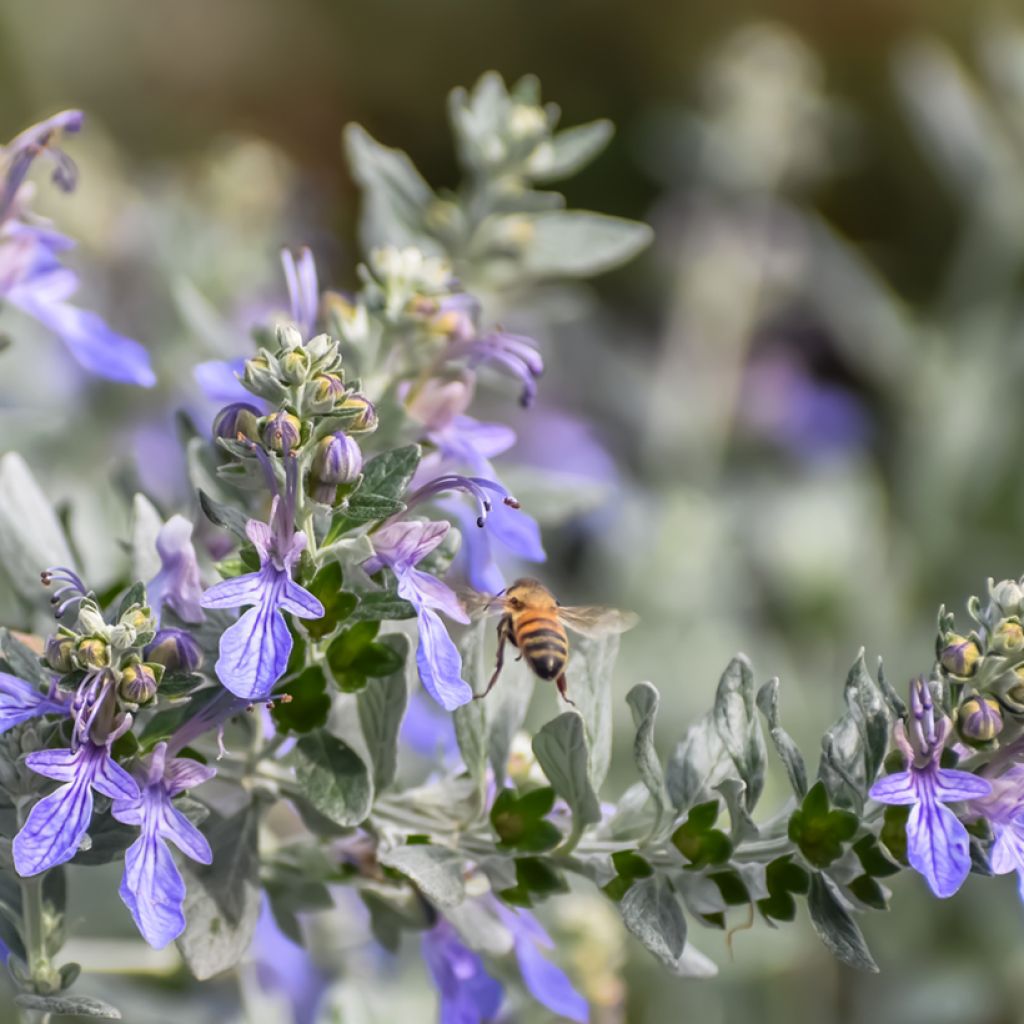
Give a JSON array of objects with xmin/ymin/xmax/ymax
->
[
  {"xmin": 362, "ymin": 519, "xmax": 471, "ymax": 710},
  {"xmin": 111, "ymin": 742, "xmax": 214, "ymax": 948},
  {"xmin": 401, "ymin": 690, "xmax": 460, "ymax": 762},
  {"xmin": 13, "ymin": 738, "xmax": 139, "ymax": 877},
  {"xmin": 868, "ymin": 678, "xmax": 991, "ymax": 898},
  {"xmin": 194, "ymin": 357, "xmax": 252, "ymax": 406},
  {"xmin": 493, "ymin": 902, "xmax": 588, "ymax": 1023},
  {"xmin": 0, "ymin": 112, "xmax": 155, "ymax": 387},
  {"xmin": 200, "ymin": 460, "xmax": 324, "ymax": 700},
  {"xmin": 0, "ymin": 673, "xmax": 68, "ymax": 733},
  {"xmin": 969, "ymin": 764, "xmax": 1024, "ymax": 900},
  {"xmin": 148, "ymin": 515, "xmax": 205, "ymax": 624},
  {"xmin": 447, "ymin": 331, "xmax": 543, "ymax": 407},
  {"xmin": 422, "ymin": 919, "xmax": 503, "ymax": 1024},
  {"xmin": 281, "ymin": 247, "xmax": 319, "ymax": 338}
]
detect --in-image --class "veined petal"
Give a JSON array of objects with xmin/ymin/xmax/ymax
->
[
  {"xmin": 415, "ymin": 607, "xmax": 472, "ymax": 711},
  {"xmin": 215, "ymin": 598, "xmax": 292, "ymax": 700},
  {"xmin": 23, "ymin": 746, "xmax": 81, "ymax": 782},
  {"xmin": 906, "ymin": 796, "xmax": 972, "ymax": 898},
  {"xmin": 13, "ymin": 777, "xmax": 93, "ymax": 876},
  {"xmin": 93, "ymin": 754, "xmax": 141, "ymax": 803},
  {"xmin": 514, "ymin": 937, "xmax": 589, "ymax": 1024},
  {"xmin": 990, "ymin": 822, "xmax": 1024, "ymax": 877},
  {"xmin": 120, "ymin": 830, "xmax": 187, "ymax": 949},
  {"xmin": 163, "ymin": 757, "xmax": 216, "ymax": 797},
  {"xmin": 868, "ymin": 770, "xmax": 918, "ymax": 805},
  {"xmin": 402, "ymin": 568, "xmax": 469, "ymax": 624},
  {"xmin": 278, "ymin": 578, "xmax": 325, "ymax": 619},
  {"xmin": 932, "ymin": 768, "xmax": 992, "ymax": 802},
  {"xmin": 0, "ymin": 675, "xmax": 67, "ymax": 733},
  {"xmin": 200, "ymin": 570, "xmax": 266, "ymax": 610},
  {"xmin": 159, "ymin": 801, "xmax": 212, "ymax": 864}
]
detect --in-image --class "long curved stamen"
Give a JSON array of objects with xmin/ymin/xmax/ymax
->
[
  {"xmin": 406, "ymin": 474, "xmax": 519, "ymax": 527},
  {"xmin": 41, "ymin": 567, "xmax": 90, "ymax": 617}
]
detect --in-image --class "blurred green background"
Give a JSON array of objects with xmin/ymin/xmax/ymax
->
[{"xmin": 4, "ymin": 1, "xmax": 1024, "ymax": 1022}]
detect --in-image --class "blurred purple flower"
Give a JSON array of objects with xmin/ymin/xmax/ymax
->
[
  {"xmin": 422, "ymin": 919, "xmax": 503, "ymax": 1024},
  {"xmin": 363, "ymin": 519, "xmax": 471, "ymax": 710},
  {"xmin": 111, "ymin": 741, "xmax": 214, "ymax": 948},
  {"xmin": 282, "ymin": 247, "xmax": 318, "ymax": 338},
  {"xmin": 401, "ymin": 690, "xmax": 460, "ymax": 762},
  {"xmin": 0, "ymin": 111, "xmax": 155, "ymax": 387},
  {"xmin": 13, "ymin": 738, "xmax": 139, "ymax": 877},
  {"xmin": 0, "ymin": 673, "xmax": 68, "ymax": 733},
  {"xmin": 194, "ymin": 357, "xmax": 251, "ymax": 405},
  {"xmin": 970, "ymin": 764, "xmax": 1024, "ymax": 901},
  {"xmin": 201, "ymin": 458, "xmax": 323, "ymax": 700},
  {"xmin": 148, "ymin": 515, "xmax": 205, "ymax": 624},
  {"xmin": 447, "ymin": 330, "xmax": 543, "ymax": 408},
  {"xmin": 868, "ymin": 679, "xmax": 990, "ymax": 897}
]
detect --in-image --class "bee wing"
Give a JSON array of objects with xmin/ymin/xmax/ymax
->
[
  {"xmin": 558, "ymin": 605, "xmax": 639, "ymax": 638},
  {"xmin": 456, "ymin": 587, "xmax": 508, "ymax": 621}
]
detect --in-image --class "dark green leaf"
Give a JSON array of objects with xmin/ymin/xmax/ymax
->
[
  {"xmin": 304, "ymin": 562, "xmax": 357, "ymax": 640},
  {"xmin": 357, "ymin": 634, "xmax": 409, "ymax": 791},
  {"xmin": 787, "ymin": 781, "xmax": 859, "ymax": 869},
  {"xmin": 271, "ymin": 665, "xmax": 331, "ymax": 733},
  {"xmin": 350, "ymin": 641, "xmax": 405, "ymax": 677},
  {"xmin": 115, "ymin": 581, "xmax": 147, "ymax": 620},
  {"xmin": 848, "ymin": 874, "xmax": 888, "ymax": 910},
  {"xmin": 288, "ymin": 730, "xmax": 372, "ymax": 826},
  {"xmin": 756, "ymin": 678, "xmax": 808, "ymax": 798},
  {"xmin": 880, "ymin": 804, "xmax": 910, "ymax": 864},
  {"xmin": 348, "ymin": 590, "xmax": 417, "ymax": 623},
  {"xmin": 807, "ymin": 873, "xmax": 878, "ymax": 972},
  {"xmin": 708, "ymin": 870, "xmax": 750, "ymax": 906},
  {"xmin": 671, "ymin": 800, "xmax": 733, "ymax": 868},
  {"xmin": 853, "ymin": 834, "xmax": 901, "ymax": 878},
  {"xmin": 756, "ymin": 856, "xmax": 810, "ymax": 922},
  {"xmin": 198, "ymin": 489, "xmax": 249, "ymax": 542},
  {"xmin": 339, "ymin": 493, "xmax": 407, "ymax": 524},
  {"xmin": 325, "ymin": 444, "xmax": 422, "ymax": 541}
]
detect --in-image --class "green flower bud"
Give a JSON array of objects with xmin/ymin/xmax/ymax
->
[
  {"xmin": 312, "ymin": 373, "xmax": 346, "ymax": 405},
  {"xmin": 940, "ymin": 634, "xmax": 981, "ymax": 676},
  {"xmin": 144, "ymin": 628, "xmax": 203, "ymax": 673},
  {"xmin": 121, "ymin": 606, "xmax": 154, "ymax": 634},
  {"xmin": 118, "ymin": 663, "xmax": 159, "ymax": 705},
  {"xmin": 280, "ymin": 348, "xmax": 311, "ymax": 385},
  {"xmin": 992, "ymin": 578, "xmax": 1024, "ymax": 617},
  {"xmin": 993, "ymin": 619, "xmax": 1024, "ymax": 655},
  {"xmin": 340, "ymin": 392, "xmax": 378, "ymax": 433},
  {"xmin": 76, "ymin": 637, "xmax": 110, "ymax": 669},
  {"xmin": 45, "ymin": 634, "xmax": 77, "ymax": 674},
  {"xmin": 262, "ymin": 411, "xmax": 302, "ymax": 452},
  {"xmin": 957, "ymin": 695, "xmax": 1004, "ymax": 744},
  {"xmin": 276, "ymin": 324, "xmax": 304, "ymax": 351}
]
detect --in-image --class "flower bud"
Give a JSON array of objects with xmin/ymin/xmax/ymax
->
[
  {"xmin": 992, "ymin": 579, "xmax": 1024, "ymax": 617},
  {"xmin": 76, "ymin": 637, "xmax": 110, "ymax": 669},
  {"xmin": 144, "ymin": 628, "xmax": 203, "ymax": 673},
  {"xmin": 312, "ymin": 373, "xmax": 346, "ymax": 405},
  {"xmin": 957, "ymin": 695, "xmax": 1004, "ymax": 744},
  {"xmin": 310, "ymin": 432, "xmax": 362, "ymax": 504},
  {"xmin": 280, "ymin": 348, "xmax": 311, "ymax": 385},
  {"xmin": 940, "ymin": 634, "xmax": 981, "ymax": 677},
  {"xmin": 992, "ymin": 619, "xmax": 1024, "ymax": 655},
  {"xmin": 263, "ymin": 411, "xmax": 302, "ymax": 452},
  {"xmin": 118, "ymin": 663, "xmax": 159, "ymax": 705},
  {"xmin": 276, "ymin": 324, "xmax": 304, "ymax": 351},
  {"xmin": 45, "ymin": 634, "xmax": 77, "ymax": 674},
  {"xmin": 340, "ymin": 392, "xmax": 378, "ymax": 433},
  {"xmin": 120, "ymin": 605, "xmax": 154, "ymax": 634},
  {"xmin": 214, "ymin": 402, "xmax": 262, "ymax": 442}
]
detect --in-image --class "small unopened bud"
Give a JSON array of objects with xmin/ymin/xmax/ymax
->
[
  {"xmin": 120, "ymin": 606, "xmax": 154, "ymax": 634},
  {"xmin": 940, "ymin": 634, "xmax": 981, "ymax": 677},
  {"xmin": 340, "ymin": 392, "xmax": 378, "ymax": 433},
  {"xmin": 214, "ymin": 402, "xmax": 262, "ymax": 442},
  {"xmin": 993, "ymin": 619, "xmax": 1024, "ymax": 655},
  {"xmin": 45, "ymin": 634, "xmax": 77, "ymax": 674},
  {"xmin": 958, "ymin": 695, "xmax": 1004, "ymax": 744},
  {"xmin": 76, "ymin": 637, "xmax": 110, "ymax": 669},
  {"xmin": 118, "ymin": 663, "xmax": 159, "ymax": 705},
  {"xmin": 280, "ymin": 348, "xmax": 311, "ymax": 385},
  {"xmin": 145, "ymin": 628, "xmax": 204, "ymax": 673},
  {"xmin": 276, "ymin": 324, "xmax": 304, "ymax": 350},
  {"xmin": 310, "ymin": 432, "xmax": 362, "ymax": 504},
  {"xmin": 312, "ymin": 373, "xmax": 346, "ymax": 405},
  {"xmin": 992, "ymin": 579, "xmax": 1024, "ymax": 617},
  {"xmin": 263, "ymin": 411, "xmax": 302, "ymax": 452}
]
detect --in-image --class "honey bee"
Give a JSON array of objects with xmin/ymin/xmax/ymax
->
[{"xmin": 463, "ymin": 577, "xmax": 638, "ymax": 704}]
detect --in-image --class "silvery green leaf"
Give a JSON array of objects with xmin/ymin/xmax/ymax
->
[
  {"xmin": 712, "ymin": 655, "xmax": 766, "ymax": 811},
  {"xmin": 356, "ymin": 634, "xmax": 408, "ymax": 792},
  {"xmin": 0, "ymin": 628, "xmax": 47, "ymax": 685},
  {"xmin": 532, "ymin": 712, "xmax": 602, "ymax": 833},
  {"xmin": 179, "ymin": 803, "xmax": 261, "ymax": 980},
  {"xmin": 756, "ymin": 678, "xmax": 808, "ymax": 798},
  {"xmin": 344, "ymin": 124, "xmax": 440, "ymax": 254},
  {"xmin": 569, "ymin": 632, "xmax": 619, "ymax": 791},
  {"xmin": 671, "ymin": 942, "xmax": 719, "ymax": 978},
  {"xmin": 0, "ymin": 453, "xmax": 76, "ymax": 604},
  {"xmin": 818, "ymin": 650, "xmax": 890, "ymax": 811},
  {"xmin": 521, "ymin": 211, "xmax": 653, "ymax": 278},
  {"xmin": 198, "ymin": 489, "xmax": 250, "ymax": 543},
  {"xmin": 807, "ymin": 873, "xmax": 878, "ymax": 973},
  {"xmin": 665, "ymin": 714, "xmax": 730, "ymax": 812},
  {"xmin": 529, "ymin": 120, "xmax": 614, "ymax": 183},
  {"xmin": 288, "ymin": 730, "xmax": 373, "ymax": 827},
  {"xmin": 130, "ymin": 493, "xmax": 163, "ymax": 582},
  {"xmin": 715, "ymin": 778, "xmax": 758, "ymax": 843},
  {"xmin": 486, "ymin": 656, "xmax": 535, "ymax": 784},
  {"xmin": 378, "ymin": 844, "xmax": 466, "ymax": 909},
  {"xmin": 605, "ymin": 780, "xmax": 658, "ymax": 841},
  {"xmin": 15, "ymin": 993, "xmax": 121, "ymax": 1019},
  {"xmin": 620, "ymin": 876, "xmax": 686, "ymax": 968},
  {"xmin": 446, "ymin": 897, "xmax": 514, "ymax": 956},
  {"xmin": 454, "ymin": 620, "xmax": 489, "ymax": 784},
  {"xmin": 625, "ymin": 681, "xmax": 670, "ymax": 837}
]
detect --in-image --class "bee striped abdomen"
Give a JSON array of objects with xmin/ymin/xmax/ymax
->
[{"xmin": 515, "ymin": 615, "xmax": 568, "ymax": 681}]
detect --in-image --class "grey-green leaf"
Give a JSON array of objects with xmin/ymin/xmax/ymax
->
[
  {"xmin": 530, "ymin": 119, "xmax": 614, "ymax": 183},
  {"xmin": 712, "ymin": 655, "xmax": 766, "ymax": 811},
  {"xmin": 130, "ymin": 493, "xmax": 163, "ymax": 582},
  {"xmin": 532, "ymin": 712, "xmax": 602, "ymax": 833},
  {"xmin": 378, "ymin": 843, "xmax": 466, "ymax": 909},
  {"xmin": 521, "ymin": 211, "xmax": 653, "ymax": 278},
  {"xmin": 626, "ymin": 681, "xmax": 670, "ymax": 836},
  {"xmin": 568, "ymin": 632, "xmax": 619, "ymax": 791},
  {"xmin": 356, "ymin": 634, "xmax": 409, "ymax": 792},
  {"xmin": 288, "ymin": 730, "xmax": 373, "ymax": 826},
  {"xmin": 665, "ymin": 714, "xmax": 730, "ymax": 812},
  {"xmin": 756, "ymin": 678, "xmax": 808, "ymax": 797},
  {"xmin": 807, "ymin": 873, "xmax": 879, "ymax": 973},
  {"xmin": 620, "ymin": 876, "xmax": 687, "ymax": 968},
  {"xmin": 15, "ymin": 993, "xmax": 121, "ymax": 1019},
  {"xmin": 454, "ymin": 621, "xmax": 489, "ymax": 784}
]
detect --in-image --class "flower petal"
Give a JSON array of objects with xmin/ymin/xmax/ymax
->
[
  {"xmin": 906, "ymin": 797, "xmax": 972, "ymax": 898},
  {"xmin": 200, "ymin": 571, "xmax": 266, "ymax": 610},
  {"xmin": 120, "ymin": 830, "xmax": 187, "ymax": 949},
  {"xmin": 514, "ymin": 937, "xmax": 589, "ymax": 1024},
  {"xmin": 932, "ymin": 768, "xmax": 992, "ymax": 802},
  {"xmin": 163, "ymin": 757, "xmax": 216, "ymax": 797},
  {"xmin": 0, "ymin": 675, "xmax": 67, "ymax": 734},
  {"xmin": 414, "ymin": 607, "xmax": 472, "ymax": 711},
  {"xmin": 278, "ymin": 579, "xmax": 325, "ymax": 619},
  {"xmin": 24, "ymin": 746, "xmax": 81, "ymax": 782},
  {"xmin": 403, "ymin": 568, "xmax": 469, "ymax": 624},
  {"xmin": 159, "ymin": 801, "xmax": 212, "ymax": 864},
  {"xmin": 93, "ymin": 754, "xmax": 141, "ymax": 803},
  {"xmin": 867, "ymin": 771, "xmax": 918, "ymax": 805},
  {"xmin": 13, "ymin": 778, "xmax": 93, "ymax": 876},
  {"xmin": 215, "ymin": 599, "xmax": 292, "ymax": 700}
]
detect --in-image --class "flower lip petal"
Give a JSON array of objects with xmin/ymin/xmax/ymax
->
[
  {"xmin": 413, "ymin": 606, "xmax": 472, "ymax": 710},
  {"xmin": 906, "ymin": 797, "xmax": 973, "ymax": 898}
]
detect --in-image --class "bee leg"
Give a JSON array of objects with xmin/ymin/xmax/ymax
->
[
  {"xmin": 475, "ymin": 621, "xmax": 509, "ymax": 700},
  {"xmin": 555, "ymin": 672, "xmax": 576, "ymax": 707}
]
